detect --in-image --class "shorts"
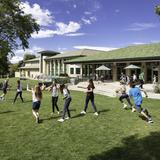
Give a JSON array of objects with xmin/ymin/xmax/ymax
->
[
  {"xmin": 135, "ymin": 105, "xmax": 145, "ymax": 113},
  {"xmin": 32, "ymin": 101, "xmax": 41, "ymax": 110}
]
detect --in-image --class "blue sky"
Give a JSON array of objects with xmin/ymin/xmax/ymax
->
[{"xmin": 11, "ymin": 0, "xmax": 160, "ymax": 63}]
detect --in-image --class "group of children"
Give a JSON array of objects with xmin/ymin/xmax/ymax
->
[
  {"xmin": 0, "ymin": 77, "xmax": 153, "ymax": 124},
  {"xmin": 116, "ymin": 80, "xmax": 153, "ymax": 123}
]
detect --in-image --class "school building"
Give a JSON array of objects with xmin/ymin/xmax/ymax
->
[{"xmin": 18, "ymin": 43, "xmax": 160, "ymax": 83}]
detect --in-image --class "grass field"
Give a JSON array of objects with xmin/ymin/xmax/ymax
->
[{"xmin": 0, "ymin": 78, "xmax": 160, "ymax": 160}]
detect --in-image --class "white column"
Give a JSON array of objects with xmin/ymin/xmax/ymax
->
[
  {"xmin": 58, "ymin": 60, "xmax": 60, "ymax": 76},
  {"xmin": 87, "ymin": 65, "xmax": 90, "ymax": 78},
  {"xmin": 62, "ymin": 59, "xmax": 65, "ymax": 73},
  {"xmin": 158, "ymin": 62, "xmax": 160, "ymax": 83},
  {"xmin": 54, "ymin": 60, "xmax": 56, "ymax": 76},
  {"xmin": 50, "ymin": 61, "xmax": 52, "ymax": 76}
]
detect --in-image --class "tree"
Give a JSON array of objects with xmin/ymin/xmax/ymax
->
[
  {"xmin": 0, "ymin": 0, "xmax": 39, "ymax": 75},
  {"xmin": 9, "ymin": 63, "xmax": 19, "ymax": 77},
  {"xmin": 155, "ymin": 5, "xmax": 160, "ymax": 15},
  {"xmin": 23, "ymin": 53, "xmax": 36, "ymax": 61}
]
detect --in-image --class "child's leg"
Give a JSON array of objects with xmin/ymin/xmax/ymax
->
[
  {"xmin": 90, "ymin": 96, "xmax": 97, "ymax": 112},
  {"xmin": 141, "ymin": 108, "xmax": 152, "ymax": 121},
  {"xmin": 126, "ymin": 96, "xmax": 133, "ymax": 108},
  {"xmin": 62, "ymin": 99, "xmax": 68, "ymax": 119},
  {"xmin": 51, "ymin": 96, "xmax": 55, "ymax": 112},
  {"xmin": 84, "ymin": 96, "xmax": 90, "ymax": 112},
  {"xmin": 55, "ymin": 96, "xmax": 59, "ymax": 112},
  {"xmin": 19, "ymin": 92, "xmax": 24, "ymax": 102},
  {"xmin": 66, "ymin": 98, "xmax": 71, "ymax": 118},
  {"xmin": 119, "ymin": 95, "xmax": 127, "ymax": 108},
  {"xmin": 13, "ymin": 92, "xmax": 19, "ymax": 103},
  {"xmin": 119, "ymin": 96, "xmax": 124, "ymax": 103},
  {"xmin": 32, "ymin": 109, "xmax": 38, "ymax": 118}
]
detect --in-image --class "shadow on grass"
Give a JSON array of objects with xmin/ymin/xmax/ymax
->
[
  {"xmin": 71, "ymin": 113, "xmax": 85, "ymax": 119},
  {"xmin": 88, "ymin": 132, "xmax": 160, "ymax": 160},
  {"xmin": 0, "ymin": 110, "xmax": 15, "ymax": 114},
  {"xmin": 41, "ymin": 115, "xmax": 61, "ymax": 121},
  {"xmin": 72, "ymin": 109, "xmax": 110, "ymax": 119},
  {"xmin": 98, "ymin": 109, "xmax": 110, "ymax": 113}
]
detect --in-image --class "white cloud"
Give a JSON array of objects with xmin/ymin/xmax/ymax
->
[
  {"xmin": 81, "ymin": 16, "xmax": 97, "ymax": 25},
  {"xmin": 84, "ymin": 11, "xmax": 92, "ymax": 15},
  {"xmin": 66, "ymin": 33, "xmax": 85, "ymax": 36},
  {"xmin": 131, "ymin": 42, "xmax": 146, "ymax": 45},
  {"xmin": 81, "ymin": 18, "xmax": 91, "ymax": 25},
  {"xmin": 90, "ymin": 16, "xmax": 97, "ymax": 22},
  {"xmin": 126, "ymin": 22, "xmax": 158, "ymax": 31},
  {"xmin": 20, "ymin": 1, "xmax": 54, "ymax": 26},
  {"xmin": 10, "ymin": 56, "xmax": 24, "ymax": 64},
  {"xmin": 55, "ymin": 21, "xmax": 81, "ymax": 35},
  {"xmin": 10, "ymin": 46, "xmax": 44, "ymax": 63},
  {"xmin": 66, "ymin": 10, "xmax": 70, "ymax": 14},
  {"xmin": 115, "ymin": 9, "xmax": 120, "ymax": 13},
  {"xmin": 74, "ymin": 46, "xmax": 118, "ymax": 51},
  {"xmin": 57, "ymin": 47, "xmax": 67, "ymax": 53},
  {"xmin": 32, "ymin": 21, "xmax": 81, "ymax": 38},
  {"xmin": 32, "ymin": 29, "xmax": 55, "ymax": 38},
  {"xmin": 73, "ymin": 4, "xmax": 77, "ymax": 8}
]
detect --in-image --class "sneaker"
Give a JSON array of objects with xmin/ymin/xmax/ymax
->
[
  {"xmin": 57, "ymin": 111, "xmax": 60, "ymax": 115},
  {"xmin": 123, "ymin": 104, "xmax": 127, "ymax": 109},
  {"xmin": 50, "ymin": 112, "xmax": 54, "ymax": 116},
  {"xmin": 65, "ymin": 117, "xmax": 70, "ymax": 120},
  {"xmin": 148, "ymin": 120, "xmax": 153, "ymax": 123},
  {"xmin": 36, "ymin": 117, "xmax": 40, "ymax": 123},
  {"xmin": 132, "ymin": 107, "xmax": 136, "ymax": 112},
  {"xmin": 57, "ymin": 118, "xmax": 64, "ymax": 122},
  {"xmin": 94, "ymin": 112, "xmax": 98, "ymax": 116},
  {"xmin": 80, "ymin": 111, "xmax": 86, "ymax": 114}
]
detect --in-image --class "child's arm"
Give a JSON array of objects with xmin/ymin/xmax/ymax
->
[{"xmin": 26, "ymin": 84, "xmax": 33, "ymax": 92}]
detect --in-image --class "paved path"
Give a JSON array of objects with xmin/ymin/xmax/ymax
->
[{"xmin": 68, "ymin": 81, "xmax": 160, "ymax": 99}]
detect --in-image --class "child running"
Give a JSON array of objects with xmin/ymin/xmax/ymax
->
[
  {"xmin": 0, "ymin": 78, "xmax": 9, "ymax": 101},
  {"xmin": 12, "ymin": 80, "xmax": 24, "ymax": 104},
  {"xmin": 58, "ymin": 84, "xmax": 72, "ymax": 122},
  {"xmin": 80, "ymin": 79, "xmax": 98, "ymax": 116},
  {"xmin": 49, "ymin": 81, "xmax": 60, "ymax": 115},
  {"xmin": 128, "ymin": 82, "xmax": 153, "ymax": 123},
  {"xmin": 115, "ymin": 81, "xmax": 136, "ymax": 112},
  {"xmin": 27, "ymin": 85, "xmax": 42, "ymax": 123}
]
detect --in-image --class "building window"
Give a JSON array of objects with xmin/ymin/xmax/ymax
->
[
  {"xmin": 76, "ymin": 68, "xmax": 80, "ymax": 74},
  {"xmin": 70, "ymin": 68, "xmax": 74, "ymax": 74}
]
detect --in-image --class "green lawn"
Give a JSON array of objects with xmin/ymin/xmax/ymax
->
[{"xmin": 0, "ymin": 78, "xmax": 160, "ymax": 160}]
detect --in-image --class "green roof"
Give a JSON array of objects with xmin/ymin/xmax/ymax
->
[
  {"xmin": 65, "ymin": 43, "xmax": 160, "ymax": 63},
  {"xmin": 46, "ymin": 49, "xmax": 106, "ymax": 59}
]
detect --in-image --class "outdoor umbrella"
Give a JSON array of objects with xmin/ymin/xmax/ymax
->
[
  {"xmin": 96, "ymin": 65, "xmax": 111, "ymax": 71},
  {"xmin": 124, "ymin": 64, "xmax": 140, "ymax": 69}
]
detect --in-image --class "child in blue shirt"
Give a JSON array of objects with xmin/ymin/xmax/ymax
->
[{"xmin": 128, "ymin": 82, "xmax": 153, "ymax": 123}]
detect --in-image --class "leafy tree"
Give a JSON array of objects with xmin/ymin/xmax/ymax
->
[
  {"xmin": 0, "ymin": 54, "xmax": 9, "ymax": 76},
  {"xmin": 155, "ymin": 5, "xmax": 160, "ymax": 15},
  {"xmin": 0, "ymin": 0, "xmax": 39, "ymax": 75},
  {"xmin": 9, "ymin": 63, "xmax": 19, "ymax": 76},
  {"xmin": 23, "ymin": 53, "xmax": 36, "ymax": 61}
]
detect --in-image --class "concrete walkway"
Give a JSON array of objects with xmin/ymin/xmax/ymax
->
[{"xmin": 68, "ymin": 81, "xmax": 160, "ymax": 99}]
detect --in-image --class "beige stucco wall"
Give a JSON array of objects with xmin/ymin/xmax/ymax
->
[{"xmin": 67, "ymin": 64, "xmax": 82, "ymax": 78}]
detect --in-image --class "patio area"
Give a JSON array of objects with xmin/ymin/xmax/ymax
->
[{"xmin": 68, "ymin": 81, "xmax": 160, "ymax": 99}]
